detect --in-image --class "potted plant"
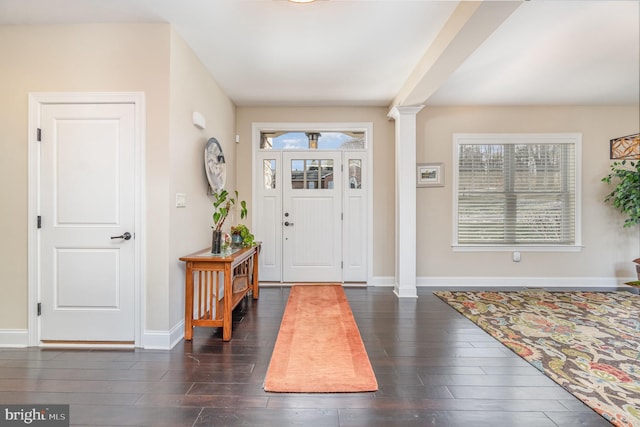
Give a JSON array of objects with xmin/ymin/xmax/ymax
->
[
  {"xmin": 211, "ymin": 190, "xmax": 247, "ymax": 253},
  {"xmin": 230, "ymin": 224, "xmax": 255, "ymax": 248},
  {"xmin": 601, "ymin": 159, "xmax": 640, "ymax": 282}
]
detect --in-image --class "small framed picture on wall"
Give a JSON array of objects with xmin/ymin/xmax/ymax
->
[{"xmin": 416, "ymin": 163, "xmax": 444, "ymax": 187}]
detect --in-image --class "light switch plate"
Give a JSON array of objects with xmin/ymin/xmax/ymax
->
[{"xmin": 176, "ymin": 193, "xmax": 187, "ymax": 208}]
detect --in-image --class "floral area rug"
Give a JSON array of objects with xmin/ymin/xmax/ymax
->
[{"xmin": 434, "ymin": 290, "xmax": 640, "ymax": 426}]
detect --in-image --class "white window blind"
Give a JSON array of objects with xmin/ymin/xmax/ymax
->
[{"xmin": 454, "ymin": 134, "xmax": 580, "ymax": 247}]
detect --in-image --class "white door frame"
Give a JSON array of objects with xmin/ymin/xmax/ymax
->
[
  {"xmin": 251, "ymin": 122, "xmax": 373, "ymax": 284},
  {"xmin": 27, "ymin": 92, "xmax": 146, "ymax": 347}
]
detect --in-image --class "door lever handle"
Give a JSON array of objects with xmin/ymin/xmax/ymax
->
[
  {"xmin": 111, "ymin": 232, "xmax": 132, "ymax": 240},
  {"xmin": 284, "ymin": 221, "xmax": 294, "ymax": 227}
]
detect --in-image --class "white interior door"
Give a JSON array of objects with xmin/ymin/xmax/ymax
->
[
  {"xmin": 282, "ymin": 152, "xmax": 342, "ymax": 282},
  {"xmin": 38, "ymin": 102, "xmax": 136, "ymax": 343}
]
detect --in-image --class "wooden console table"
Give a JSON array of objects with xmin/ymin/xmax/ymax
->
[{"xmin": 179, "ymin": 244, "xmax": 260, "ymax": 341}]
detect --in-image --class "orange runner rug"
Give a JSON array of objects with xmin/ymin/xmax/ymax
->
[{"xmin": 264, "ymin": 285, "xmax": 378, "ymax": 393}]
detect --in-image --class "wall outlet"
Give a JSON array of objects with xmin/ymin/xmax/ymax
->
[{"xmin": 513, "ymin": 251, "xmax": 521, "ymax": 262}]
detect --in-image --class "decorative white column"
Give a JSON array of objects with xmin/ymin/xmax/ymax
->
[{"xmin": 388, "ymin": 106, "xmax": 423, "ymax": 298}]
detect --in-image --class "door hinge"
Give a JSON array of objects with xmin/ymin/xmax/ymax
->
[
  {"xmin": 37, "ymin": 128, "xmax": 42, "ymax": 142},
  {"xmin": 37, "ymin": 216, "xmax": 42, "ymax": 229},
  {"xmin": 37, "ymin": 302, "xmax": 42, "ymax": 316},
  {"xmin": 341, "ymin": 261, "xmax": 344, "ymax": 269},
  {"xmin": 341, "ymin": 213, "xmax": 343, "ymax": 220}
]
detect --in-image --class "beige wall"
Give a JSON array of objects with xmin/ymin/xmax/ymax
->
[
  {"xmin": 0, "ymin": 24, "xmax": 172, "ymax": 331},
  {"xmin": 168, "ymin": 29, "xmax": 236, "ymax": 329},
  {"xmin": 235, "ymin": 107, "xmax": 396, "ymax": 278},
  {"xmin": 0, "ymin": 24, "xmax": 236, "ymax": 338},
  {"xmin": 417, "ymin": 106, "xmax": 640, "ymax": 282}
]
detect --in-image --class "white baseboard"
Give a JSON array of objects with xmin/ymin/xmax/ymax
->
[
  {"xmin": 416, "ymin": 276, "xmax": 635, "ymax": 288},
  {"xmin": 368, "ymin": 276, "xmax": 635, "ymax": 289},
  {"xmin": 367, "ymin": 276, "xmax": 395, "ymax": 286},
  {"xmin": 0, "ymin": 329, "xmax": 29, "ymax": 347},
  {"xmin": 142, "ymin": 321, "xmax": 184, "ymax": 350},
  {"xmin": 0, "ymin": 327, "xmax": 187, "ymax": 350},
  {"xmin": 40, "ymin": 342, "xmax": 135, "ymax": 349}
]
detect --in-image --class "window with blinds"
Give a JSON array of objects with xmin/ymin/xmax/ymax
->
[{"xmin": 453, "ymin": 134, "xmax": 580, "ymax": 248}]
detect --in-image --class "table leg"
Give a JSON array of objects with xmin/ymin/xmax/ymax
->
[
  {"xmin": 252, "ymin": 248, "xmax": 259, "ymax": 300},
  {"xmin": 184, "ymin": 262, "xmax": 194, "ymax": 341},
  {"xmin": 222, "ymin": 263, "xmax": 233, "ymax": 341}
]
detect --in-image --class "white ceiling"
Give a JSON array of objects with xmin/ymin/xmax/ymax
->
[{"xmin": 0, "ymin": 0, "xmax": 638, "ymax": 108}]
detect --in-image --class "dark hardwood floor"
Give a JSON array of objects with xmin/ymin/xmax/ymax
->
[{"xmin": 0, "ymin": 287, "xmax": 612, "ymax": 426}]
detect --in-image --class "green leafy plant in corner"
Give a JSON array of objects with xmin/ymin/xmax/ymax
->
[
  {"xmin": 601, "ymin": 160, "xmax": 640, "ymax": 228},
  {"xmin": 230, "ymin": 224, "xmax": 255, "ymax": 247},
  {"xmin": 212, "ymin": 190, "xmax": 247, "ymax": 231}
]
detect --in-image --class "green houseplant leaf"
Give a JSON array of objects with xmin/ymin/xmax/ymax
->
[
  {"xmin": 602, "ymin": 160, "xmax": 640, "ymax": 228},
  {"xmin": 212, "ymin": 189, "xmax": 234, "ymax": 231},
  {"xmin": 212, "ymin": 189, "xmax": 249, "ymax": 232},
  {"xmin": 230, "ymin": 224, "xmax": 255, "ymax": 247}
]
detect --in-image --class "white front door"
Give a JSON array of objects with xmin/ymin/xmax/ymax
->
[
  {"xmin": 282, "ymin": 152, "xmax": 342, "ymax": 282},
  {"xmin": 38, "ymin": 101, "xmax": 137, "ymax": 343}
]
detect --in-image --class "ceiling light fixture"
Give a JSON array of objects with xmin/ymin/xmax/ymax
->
[{"xmin": 288, "ymin": 0, "xmax": 317, "ymax": 3}]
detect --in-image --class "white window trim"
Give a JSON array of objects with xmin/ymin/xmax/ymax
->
[
  {"xmin": 452, "ymin": 133, "xmax": 582, "ymax": 252},
  {"xmin": 255, "ymin": 122, "xmax": 370, "ymax": 152}
]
